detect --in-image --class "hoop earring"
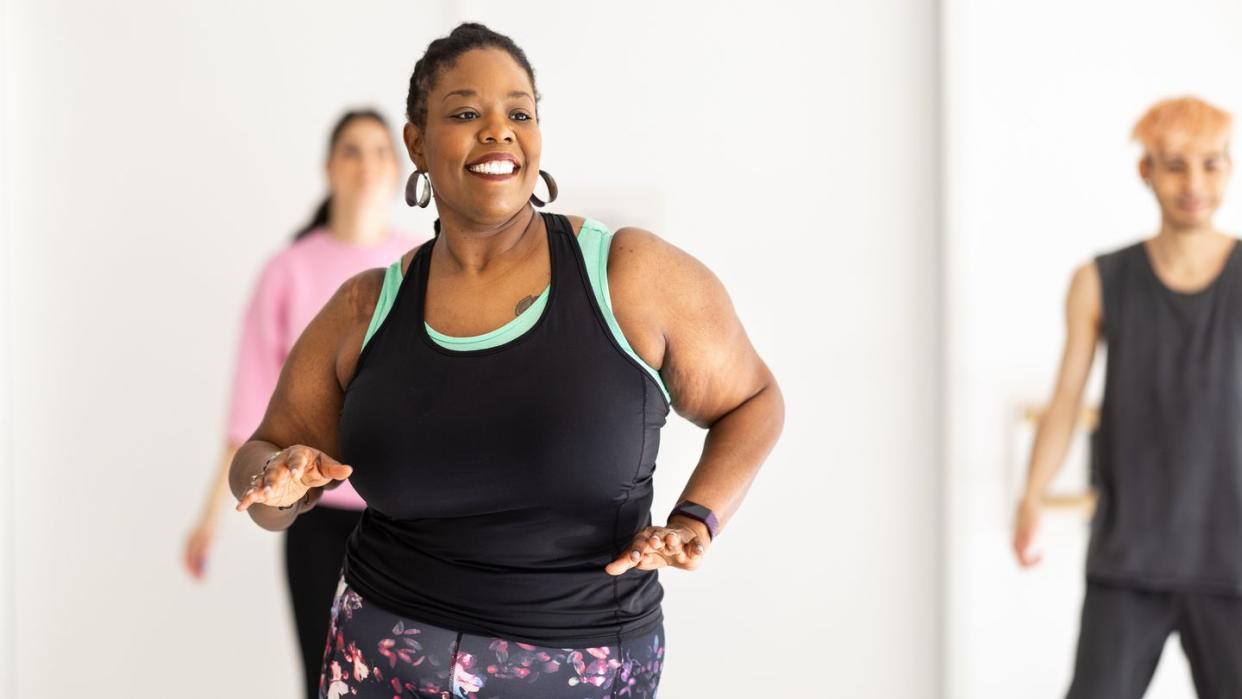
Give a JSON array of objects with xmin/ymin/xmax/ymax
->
[
  {"xmin": 405, "ymin": 170, "xmax": 432, "ymax": 208},
  {"xmin": 529, "ymin": 170, "xmax": 558, "ymax": 208}
]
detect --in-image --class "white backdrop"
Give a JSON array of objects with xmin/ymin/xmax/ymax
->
[
  {"xmin": 0, "ymin": 1, "xmax": 942, "ymax": 697},
  {"xmin": 0, "ymin": 0, "xmax": 16, "ymax": 687},
  {"xmin": 943, "ymin": 0, "xmax": 1242, "ymax": 697}
]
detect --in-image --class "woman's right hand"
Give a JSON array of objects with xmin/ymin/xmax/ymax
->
[
  {"xmin": 183, "ymin": 521, "xmax": 215, "ymax": 579},
  {"xmin": 235, "ymin": 445, "xmax": 352, "ymax": 512}
]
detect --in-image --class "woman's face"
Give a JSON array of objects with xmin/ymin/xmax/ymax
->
[
  {"xmin": 407, "ymin": 48, "xmax": 541, "ymax": 225},
  {"xmin": 326, "ymin": 118, "xmax": 400, "ymax": 211}
]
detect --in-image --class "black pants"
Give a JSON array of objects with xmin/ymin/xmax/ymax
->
[
  {"xmin": 285, "ymin": 505, "xmax": 363, "ymax": 699},
  {"xmin": 1067, "ymin": 582, "xmax": 1242, "ymax": 698}
]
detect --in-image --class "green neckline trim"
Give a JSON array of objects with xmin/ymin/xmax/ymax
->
[
  {"xmin": 362, "ymin": 219, "xmax": 670, "ymax": 404},
  {"xmin": 425, "ymin": 284, "xmax": 550, "ymax": 347}
]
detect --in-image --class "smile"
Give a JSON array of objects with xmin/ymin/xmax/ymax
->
[{"xmin": 467, "ymin": 160, "xmax": 518, "ymax": 175}]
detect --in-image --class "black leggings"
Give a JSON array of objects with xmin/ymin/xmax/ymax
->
[{"xmin": 285, "ymin": 505, "xmax": 364, "ymax": 699}]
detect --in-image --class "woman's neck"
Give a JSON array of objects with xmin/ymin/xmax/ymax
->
[
  {"xmin": 326, "ymin": 199, "xmax": 389, "ymax": 246},
  {"xmin": 435, "ymin": 207, "xmax": 541, "ymax": 275}
]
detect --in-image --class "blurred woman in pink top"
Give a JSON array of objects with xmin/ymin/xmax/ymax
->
[{"xmin": 182, "ymin": 108, "xmax": 420, "ymax": 699}]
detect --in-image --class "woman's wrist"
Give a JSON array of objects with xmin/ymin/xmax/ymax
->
[
  {"xmin": 244, "ymin": 493, "xmax": 305, "ymax": 531},
  {"xmin": 277, "ymin": 486, "xmax": 320, "ymax": 514},
  {"xmin": 197, "ymin": 491, "xmax": 225, "ymax": 530},
  {"xmin": 668, "ymin": 500, "xmax": 720, "ymax": 540},
  {"xmin": 667, "ymin": 514, "xmax": 712, "ymax": 543},
  {"xmin": 230, "ymin": 441, "xmax": 271, "ymax": 500},
  {"xmin": 300, "ymin": 487, "xmax": 324, "ymax": 512},
  {"xmin": 196, "ymin": 509, "xmax": 220, "ymax": 531}
]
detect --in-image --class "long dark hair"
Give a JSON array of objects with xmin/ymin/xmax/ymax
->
[{"xmin": 292, "ymin": 108, "xmax": 395, "ymax": 241}]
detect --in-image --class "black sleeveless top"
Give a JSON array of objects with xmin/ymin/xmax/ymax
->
[
  {"xmin": 1090, "ymin": 239, "xmax": 1242, "ymax": 593},
  {"xmin": 338, "ymin": 213, "xmax": 670, "ymax": 645}
]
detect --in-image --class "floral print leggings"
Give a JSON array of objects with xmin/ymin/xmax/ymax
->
[{"xmin": 319, "ymin": 577, "xmax": 665, "ymax": 698}]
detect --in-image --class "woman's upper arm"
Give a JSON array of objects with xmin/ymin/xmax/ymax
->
[
  {"xmin": 249, "ymin": 269, "xmax": 384, "ymax": 455},
  {"xmin": 609, "ymin": 227, "xmax": 773, "ymax": 427}
]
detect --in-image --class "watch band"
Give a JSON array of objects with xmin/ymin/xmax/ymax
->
[{"xmin": 668, "ymin": 500, "xmax": 719, "ymax": 540}]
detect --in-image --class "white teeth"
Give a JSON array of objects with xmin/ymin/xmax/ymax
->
[{"xmin": 468, "ymin": 160, "xmax": 516, "ymax": 175}]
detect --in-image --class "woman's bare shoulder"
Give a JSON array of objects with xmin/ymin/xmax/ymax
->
[{"xmin": 336, "ymin": 267, "xmax": 388, "ymax": 324}]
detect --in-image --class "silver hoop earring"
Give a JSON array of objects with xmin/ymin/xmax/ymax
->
[
  {"xmin": 405, "ymin": 170, "xmax": 432, "ymax": 208},
  {"xmin": 529, "ymin": 170, "xmax": 558, "ymax": 208}
]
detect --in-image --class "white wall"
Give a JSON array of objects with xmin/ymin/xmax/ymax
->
[
  {"xmin": 4, "ymin": 1, "xmax": 942, "ymax": 697},
  {"xmin": 943, "ymin": 1, "xmax": 1242, "ymax": 697},
  {"xmin": 0, "ymin": 0, "xmax": 17, "ymax": 693}
]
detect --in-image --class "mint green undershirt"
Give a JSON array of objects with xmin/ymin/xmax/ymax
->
[{"xmin": 362, "ymin": 218, "xmax": 671, "ymax": 403}]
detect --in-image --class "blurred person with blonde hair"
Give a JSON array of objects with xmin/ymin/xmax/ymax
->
[
  {"xmin": 183, "ymin": 108, "xmax": 420, "ymax": 699},
  {"xmin": 1014, "ymin": 96, "xmax": 1242, "ymax": 698}
]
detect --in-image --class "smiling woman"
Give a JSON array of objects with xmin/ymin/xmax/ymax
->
[{"xmin": 226, "ymin": 22, "xmax": 785, "ymax": 698}]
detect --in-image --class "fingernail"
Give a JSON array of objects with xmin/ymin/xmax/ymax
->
[{"xmin": 630, "ymin": 550, "xmax": 641, "ymax": 560}]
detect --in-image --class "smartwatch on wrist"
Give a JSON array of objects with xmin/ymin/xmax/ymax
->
[{"xmin": 668, "ymin": 500, "xmax": 719, "ymax": 540}]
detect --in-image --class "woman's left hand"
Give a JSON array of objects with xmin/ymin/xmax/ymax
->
[{"xmin": 605, "ymin": 517, "xmax": 711, "ymax": 576}]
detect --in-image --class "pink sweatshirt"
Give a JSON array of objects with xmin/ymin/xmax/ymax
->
[{"xmin": 227, "ymin": 228, "xmax": 419, "ymax": 510}]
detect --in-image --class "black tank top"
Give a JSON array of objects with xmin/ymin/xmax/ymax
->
[
  {"xmin": 338, "ymin": 213, "xmax": 669, "ymax": 645},
  {"xmin": 1090, "ymin": 239, "xmax": 1242, "ymax": 593}
]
